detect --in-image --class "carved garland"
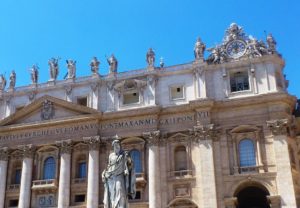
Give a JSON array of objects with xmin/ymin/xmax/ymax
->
[{"xmin": 266, "ymin": 119, "xmax": 288, "ymax": 136}]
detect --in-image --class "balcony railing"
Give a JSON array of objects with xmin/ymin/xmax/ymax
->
[
  {"xmin": 7, "ymin": 184, "xmax": 20, "ymax": 192},
  {"xmin": 72, "ymin": 178, "xmax": 87, "ymax": 184},
  {"xmin": 238, "ymin": 165, "xmax": 264, "ymax": 174},
  {"xmin": 32, "ymin": 179, "xmax": 57, "ymax": 190},
  {"xmin": 169, "ymin": 170, "xmax": 193, "ymax": 178}
]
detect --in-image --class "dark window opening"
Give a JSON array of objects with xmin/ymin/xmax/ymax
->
[
  {"xmin": 75, "ymin": 194, "xmax": 85, "ymax": 202},
  {"xmin": 9, "ymin": 199, "xmax": 18, "ymax": 207},
  {"xmin": 230, "ymin": 71, "xmax": 249, "ymax": 92},
  {"xmin": 77, "ymin": 97, "xmax": 88, "ymax": 106},
  {"xmin": 14, "ymin": 169, "xmax": 21, "ymax": 184},
  {"xmin": 129, "ymin": 191, "xmax": 141, "ymax": 200}
]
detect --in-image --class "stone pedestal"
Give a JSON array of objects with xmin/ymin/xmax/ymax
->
[
  {"xmin": 18, "ymin": 145, "xmax": 35, "ymax": 208},
  {"xmin": 57, "ymin": 140, "xmax": 72, "ymax": 208},
  {"xmin": 84, "ymin": 136, "xmax": 100, "ymax": 208},
  {"xmin": 0, "ymin": 147, "xmax": 8, "ymax": 208}
]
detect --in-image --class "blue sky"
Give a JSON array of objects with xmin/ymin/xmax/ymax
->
[{"xmin": 0, "ymin": 0, "xmax": 299, "ymax": 98}]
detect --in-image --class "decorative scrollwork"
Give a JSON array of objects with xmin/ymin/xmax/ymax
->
[
  {"xmin": 266, "ymin": 119, "xmax": 289, "ymax": 136},
  {"xmin": 143, "ymin": 130, "xmax": 160, "ymax": 146},
  {"xmin": 189, "ymin": 124, "xmax": 218, "ymax": 143},
  {"xmin": 18, "ymin": 144, "xmax": 35, "ymax": 158},
  {"xmin": 83, "ymin": 136, "xmax": 100, "ymax": 150},
  {"xmin": 56, "ymin": 139, "xmax": 72, "ymax": 154}
]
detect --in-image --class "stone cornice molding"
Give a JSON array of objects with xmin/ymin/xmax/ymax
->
[
  {"xmin": 18, "ymin": 144, "xmax": 35, "ymax": 158},
  {"xmin": 0, "ymin": 147, "xmax": 9, "ymax": 161},
  {"xmin": 189, "ymin": 124, "xmax": 219, "ymax": 142},
  {"xmin": 83, "ymin": 136, "xmax": 100, "ymax": 150},
  {"xmin": 56, "ymin": 139, "xmax": 72, "ymax": 154},
  {"xmin": 143, "ymin": 130, "xmax": 160, "ymax": 146},
  {"xmin": 266, "ymin": 119, "xmax": 289, "ymax": 136}
]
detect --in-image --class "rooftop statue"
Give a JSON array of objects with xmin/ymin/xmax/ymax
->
[
  {"xmin": 266, "ymin": 33, "xmax": 277, "ymax": 54},
  {"xmin": 224, "ymin": 23, "xmax": 246, "ymax": 41},
  {"xmin": 0, "ymin": 74, "xmax": 6, "ymax": 91},
  {"xmin": 90, "ymin": 57, "xmax": 100, "ymax": 74},
  {"xmin": 9, "ymin": 70, "xmax": 16, "ymax": 89},
  {"xmin": 160, "ymin": 57, "xmax": 164, "ymax": 68},
  {"xmin": 194, "ymin": 37, "xmax": 206, "ymax": 60},
  {"xmin": 48, "ymin": 58, "xmax": 59, "ymax": 81},
  {"xmin": 102, "ymin": 139, "xmax": 136, "ymax": 208},
  {"xmin": 107, "ymin": 54, "xmax": 118, "ymax": 74},
  {"xmin": 66, "ymin": 59, "xmax": 76, "ymax": 79},
  {"xmin": 246, "ymin": 38, "xmax": 268, "ymax": 58},
  {"xmin": 30, "ymin": 65, "xmax": 39, "ymax": 84},
  {"xmin": 146, "ymin": 48, "xmax": 155, "ymax": 67},
  {"xmin": 206, "ymin": 46, "xmax": 227, "ymax": 64}
]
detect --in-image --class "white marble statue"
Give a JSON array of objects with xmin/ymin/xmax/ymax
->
[
  {"xmin": 30, "ymin": 65, "xmax": 39, "ymax": 84},
  {"xmin": 90, "ymin": 57, "xmax": 100, "ymax": 74},
  {"xmin": 194, "ymin": 37, "xmax": 206, "ymax": 60},
  {"xmin": 48, "ymin": 58, "xmax": 59, "ymax": 81},
  {"xmin": 66, "ymin": 59, "xmax": 76, "ymax": 79},
  {"xmin": 9, "ymin": 70, "xmax": 16, "ymax": 89},
  {"xmin": 102, "ymin": 139, "xmax": 136, "ymax": 208},
  {"xmin": 0, "ymin": 74, "xmax": 6, "ymax": 91},
  {"xmin": 107, "ymin": 54, "xmax": 118, "ymax": 74},
  {"xmin": 146, "ymin": 48, "xmax": 155, "ymax": 67}
]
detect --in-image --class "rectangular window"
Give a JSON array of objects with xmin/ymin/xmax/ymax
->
[
  {"xmin": 77, "ymin": 97, "xmax": 88, "ymax": 106},
  {"xmin": 75, "ymin": 194, "xmax": 85, "ymax": 202},
  {"xmin": 123, "ymin": 92, "xmax": 139, "ymax": 105},
  {"xmin": 78, "ymin": 162, "xmax": 87, "ymax": 178},
  {"xmin": 9, "ymin": 199, "xmax": 18, "ymax": 207},
  {"xmin": 170, "ymin": 86, "xmax": 184, "ymax": 100},
  {"xmin": 15, "ymin": 169, "xmax": 21, "ymax": 184},
  {"xmin": 230, "ymin": 71, "xmax": 249, "ymax": 92},
  {"xmin": 129, "ymin": 191, "xmax": 141, "ymax": 200}
]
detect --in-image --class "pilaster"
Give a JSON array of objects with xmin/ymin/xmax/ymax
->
[{"xmin": 0, "ymin": 147, "xmax": 8, "ymax": 208}]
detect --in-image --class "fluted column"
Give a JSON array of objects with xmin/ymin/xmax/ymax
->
[
  {"xmin": 56, "ymin": 140, "xmax": 72, "ymax": 208},
  {"xmin": 0, "ymin": 147, "xmax": 8, "ymax": 208},
  {"xmin": 267, "ymin": 119, "xmax": 297, "ymax": 207},
  {"xmin": 18, "ymin": 145, "xmax": 35, "ymax": 208},
  {"xmin": 84, "ymin": 136, "xmax": 100, "ymax": 208},
  {"xmin": 190, "ymin": 124, "xmax": 218, "ymax": 208},
  {"xmin": 143, "ymin": 131, "xmax": 161, "ymax": 208}
]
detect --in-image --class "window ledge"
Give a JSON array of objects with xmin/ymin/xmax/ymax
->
[
  {"xmin": 168, "ymin": 170, "xmax": 195, "ymax": 181},
  {"xmin": 32, "ymin": 179, "xmax": 58, "ymax": 190}
]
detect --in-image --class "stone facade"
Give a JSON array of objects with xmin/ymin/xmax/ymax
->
[{"xmin": 0, "ymin": 24, "xmax": 299, "ymax": 208}]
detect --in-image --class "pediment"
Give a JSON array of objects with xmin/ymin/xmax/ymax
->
[
  {"xmin": 0, "ymin": 95, "xmax": 101, "ymax": 126},
  {"xmin": 168, "ymin": 132, "xmax": 190, "ymax": 142}
]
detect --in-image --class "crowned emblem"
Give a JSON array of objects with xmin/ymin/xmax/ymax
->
[{"xmin": 41, "ymin": 100, "xmax": 55, "ymax": 120}]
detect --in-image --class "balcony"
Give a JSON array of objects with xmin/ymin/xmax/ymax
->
[
  {"xmin": 168, "ymin": 170, "xmax": 194, "ymax": 181},
  {"xmin": 32, "ymin": 179, "xmax": 58, "ymax": 191},
  {"xmin": 72, "ymin": 178, "xmax": 87, "ymax": 184},
  {"xmin": 135, "ymin": 173, "xmax": 147, "ymax": 188},
  {"xmin": 7, "ymin": 184, "xmax": 20, "ymax": 192},
  {"xmin": 236, "ymin": 165, "xmax": 264, "ymax": 174}
]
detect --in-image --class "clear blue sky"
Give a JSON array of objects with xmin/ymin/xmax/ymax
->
[{"xmin": 0, "ymin": 0, "xmax": 299, "ymax": 98}]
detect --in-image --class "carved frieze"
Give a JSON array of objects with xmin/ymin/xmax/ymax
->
[
  {"xmin": 143, "ymin": 130, "xmax": 160, "ymax": 146},
  {"xmin": 266, "ymin": 119, "xmax": 289, "ymax": 136},
  {"xmin": 83, "ymin": 136, "xmax": 100, "ymax": 150},
  {"xmin": 56, "ymin": 139, "xmax": 72, "ymax": 154},
  {"xmin": 189, "ymin": 124, "xmax": 218, "ymax": 143},
  {"xmin": 18, "ymin": 144, "xmax": 35, "ymax": 158},
  {"xmin": 0, "ymin": 147, "xmax": 9, "ymax": 161},
  {"xmin": 114, "ymin": 79, "xmax": 147, "ymax": 93}
]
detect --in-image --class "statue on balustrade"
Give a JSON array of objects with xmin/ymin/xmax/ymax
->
[
  {"xmin": 90, "ymin": 57, "xmax": 100, "ymax": 74},
  {"xmin": 29, "ymin": 65, "xmax": 39, "ymax": 84},
  {"xmin": 146, "ymin": 48, "xmax": 155, "ymax": 67},
  {"xmin": 266, "ymin": 33, "xmax": 277, "ymax": 54},
  {"xmin": 9, "ymin": 70, "xmax": 16, "ymax": 89},
  {"xmin": 0, "ymin": 74, "xmax": 6, "ymax": 91},
  {"xmin": 107, "ymin": 54, "xmax": 118, "ymax": 74},
  {"xmin": 194, "ymin": 37, "xmax": 206, "ymax": 60},
  {"xmin": 66, "ymin": 59, "xmax": 76, "ymax": 79},
  {"xmin": 48, "ymin": 57, "xmax": 59, "ymax": 81},
  {"xmin": 102, "ymin": 139, "xmax": 136, "ymax": 208}
]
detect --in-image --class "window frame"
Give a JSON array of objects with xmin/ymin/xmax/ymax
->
[
  {"xmin": 42, "ymin": 156, "xmax": 56, "ymax": 180},
  {"xmin": 169, "ymin": 84, "xmax": 186, "ymax": 101}
]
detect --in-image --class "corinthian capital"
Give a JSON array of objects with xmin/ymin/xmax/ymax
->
[
  {"xmin": 56, "ymin": 139, "xmax": 72, "ymax": 154},
  {"xmin": 190, "ymin": 124, "xmax": 218, "ymax": 142},
  {"xmin": 0, "ymin": 147, "xmax": 9, "ymax": 161},
  {"xmin": 266, "ymin": 119, "xmax": 289, "ymax": 136},
  {"xmin": 143, "ymin": 130, "xmax": 160, "ymax": 146},
  {"xmin": 18, "ymin": 144, "xmax": 35, "ymax": 158},
  {"xmin": 83, "ymin": 136, "xmax": 100, "ymax": 150}
]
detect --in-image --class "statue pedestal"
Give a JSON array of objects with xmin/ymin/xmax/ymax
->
[
  {"xmin": 47, "ymin": 80, "xmax": 56, "ymax": 86},
  {"xmin": 147, "ymin": 66, "xmax": 155, "ymax": 71},
  {"xmin": 92, "ymin": 73, "xmax": 100, "ymax": 78}
]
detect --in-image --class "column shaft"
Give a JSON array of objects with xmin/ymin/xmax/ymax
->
[
  {"xmin": 148, "ymin": 145, "xmax": 161, "ymax": 208},
  {"xmin": 87, "ymin": 150, "xmax": 99, "ymax": 208},
  {"xmin": 0, "ymin": 160, "xmax": 8, "ymax": 208},
  {"xmin": 19, "ymin": 157, "xmax": 33, "ymax": 208},
  {"xmin": 58, "ymin": 153, "xmax": 71, "ymax": 208}
]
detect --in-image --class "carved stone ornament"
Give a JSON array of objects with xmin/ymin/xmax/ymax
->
[
  {"xmin": 267, "ymin": 119, "xmax": 289, "ymax": 136},
  {"xmin": 18, "ymin": 144, "xmax": 35, "ymax": 158},
  {"xmin": 41, "ymin": 100, "xmax": 55, "ymax": 120},
  {"xmin": 56, "ymin": 139, "xmax": 72, "ymax": 154},
  {"xmin": 114, "ymin": 79, "xmax": 147, "ymax": 93},
  {"xmin": 0, "ymin": 147, "xmax": 9, "ymax": 161},
  {"xmin": 83, "ymin": 136, "xmax": 100, "ymax": 150},
  {"xmin": 143, "ymin": 130, "xmax": 160, "ymax": 146},
  {"xmin": 189, "ymin": 124, "xmax": 218, "ymax": 142},
  {"xmin": 206, "ymin": 23, "xmax": 275, "ymax": 65},
  {"xmin": 65, "ymin": 85, "xmax": 72, "ymax": 95}
]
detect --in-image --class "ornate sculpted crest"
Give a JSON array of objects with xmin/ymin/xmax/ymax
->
[{"xmin": 41, "ymin": 100, "xmax": 55, "ymax": 120}]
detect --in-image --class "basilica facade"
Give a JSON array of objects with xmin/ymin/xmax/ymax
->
[{"xmin": 0, "ymin": 23, "xmax": 299, "ymax": 208}]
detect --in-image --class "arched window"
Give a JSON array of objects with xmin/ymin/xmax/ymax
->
[
  {"xmin": 174, "ymin": 146, "xmax": 187, "ymax": 171},
  {"xmin": 239, "ymin": 139, "xmax": 256, "ymax": 167},
  {"xmin": 77, "ymin": 161, "xmax": 87, "ymax": 178},
  {"xmin": 130, "ymin": 149, "xmax": 142, "ymax": 173},
  {"xmin": 43, "ymin": 157, "xmax": 56, "ymax": 180}
]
